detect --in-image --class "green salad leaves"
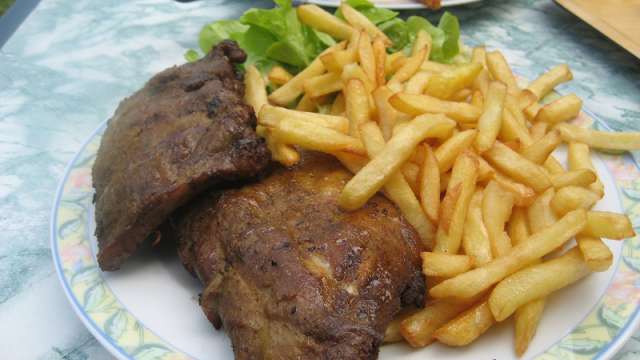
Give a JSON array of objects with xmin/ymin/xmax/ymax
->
[{"xmin": 187, "ymin": 0, "xmax": 461, "ymax": 72}]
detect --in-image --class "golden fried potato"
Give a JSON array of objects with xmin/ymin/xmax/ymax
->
[
  {"xmin": 488, "ymin": 247, "xmax": 590, "ymax": 321},
  {"xmin": 429, "ymin": 209, "xmax": 586, "ymax": 299}
]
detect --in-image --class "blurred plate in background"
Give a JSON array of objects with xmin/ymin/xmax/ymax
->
[{"xmin": 302, "ymin": 0, "xmax": 483, "ymax": 9}]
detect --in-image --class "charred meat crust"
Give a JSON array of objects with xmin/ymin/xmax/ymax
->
[
  {"xmin": 175, "ymin": 153, "xmax": 425, "ymax": 360},
  {"xmin": 92, "ymin": 40, "xmax": 269, "ymax": 271}
]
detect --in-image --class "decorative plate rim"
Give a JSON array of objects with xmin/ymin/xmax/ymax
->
[{"xmin": 51, "ymin": 108, "xmax": 640, "ymax": 360}]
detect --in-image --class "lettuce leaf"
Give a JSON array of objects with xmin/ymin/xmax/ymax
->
[
  {"xmin": 198, "ymin": 20, "xmax": 248, "ymax": 55},
  {"xmin": 379, "ymin": 18, "xmax": 410, "ymax": 52},
  {"xmin": 406, "ymin": 12, "xmax": 460, "ymax": 63},
  {"xmin": 186, "ymin": 1, "xmax": 461, "ymax": 71},
  {"xmin": 188, "ymin": 0, "xmax": 333, "ymax": 71}
]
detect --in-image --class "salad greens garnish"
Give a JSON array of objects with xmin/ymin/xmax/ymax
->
[{"xmin": 187, "ymin": 0, "xmax": 461, "ymax": 72}]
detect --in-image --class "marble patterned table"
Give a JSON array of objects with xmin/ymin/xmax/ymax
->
[{"xmin": 0, "ymin": 0, "xmax": 639, "ymax": 359}]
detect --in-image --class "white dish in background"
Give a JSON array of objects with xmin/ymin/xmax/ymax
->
[{"xmin": 302, "ymin": 0, "xmax": 483, "ymax": 9}]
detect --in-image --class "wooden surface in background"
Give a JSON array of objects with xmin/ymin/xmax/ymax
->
[{"xmin": 555, "ymin": 0, "xmax": 640, "ymax": 59}]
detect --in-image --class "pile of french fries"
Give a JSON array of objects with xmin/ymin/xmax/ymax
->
[{"xmin": 243, "ymin": 2, "xmax": 640, "ymax": 357}]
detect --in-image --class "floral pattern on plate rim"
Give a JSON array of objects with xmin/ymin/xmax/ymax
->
[{"xmin": 51, "ymin": 110, "xmax": 640, "ymax": 360}]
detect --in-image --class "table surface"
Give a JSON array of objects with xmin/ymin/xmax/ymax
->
[{"xmin": 1, "ymin": 0, "xmax": 639, "ymax": 359}]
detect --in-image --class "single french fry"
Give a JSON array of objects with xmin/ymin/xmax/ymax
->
[
  {"xmin": 331, "ymin": 92, "xmax": 346, "ymax": 115},
  {"xmin": 342, "ymin": 63, "xmax": 375, "ymax": 94},
  {"xmin": 269, "ymin": 42, "xmax": 345, "ymax": 105},
  {"xmin": 357, "ymin": 31, "xmax": 376, "ymax": 86},
  {"xmin": 345, "ymin": 79, "xmax": 370, "ymax": 138},
  {"xmin": 473, "ymin": 69, "xmax": 490, "ymax": 97},
  {"xmin": 347, "ymin": 29, "xmax": 361, "ymax": 51},
  {"xmin": 433, "ymin": 300, "xmax": 495, "ymax": 346},
  {"xmin": 518, "ymin": 89, "xmax": 538, "ymax": 110},
  {"xmin": 489, "ymin": 247, "xmax": 591, "ymax": 321},
  {"xmin": 507, "ymin": 207, "xmax": 530, "ymax": 246},
  {"xmin": 520, "ymin": 129, "xmax": 562, "ymax": 164},
  {"xmin": 297, "ymin": 4, "xmax": 354, "ymax": 40},
  {"xmin": 434, "ymin": 129, "xmax": 477, "ymax": 173},
  {"xmin": 320, "ymin": 49, "xmax": 357, "ymax": 73},
  {"xmin": 486, "ymin": 51, "xmax": 518, "ymax": 92},
  {"xmin": 544, "ymin": 155, "xmax": 566, "ymax": 175},
  {"xmin": 471, "ymin": 90, "xmax": 484, "ymax": 108},
  {"xmin": 340, "ymin": 3, "xmax": 391, "ymax": 45},
  {"xmin": 425, "ymin": 62, "xmax": 483, "ymax": 100},
  {"xmin": 475, "ymin": 81, "xmax": 507, "ymax": 153},
  {"xmin": 411, "ymin": 145, "xmax": 427, "ymax": 165},
  {"xmin": 296, "ymin": 93, "xmax": 317, "ymax": 112},
  {"xmin": 483, "ymin": 181, "xmax": 515, "ymax": 257},
  {"xmin": 463, "ymin": 189, "xmax": 493, "ymax": 266},
  {"xmin": 360, "ymin": 122, "xmax": 435, "ymax": 246},
  {"xmin": 405, "ymin": 71, "xmax": 431, "ymax": 95},
  {"xmin": 477, "ymin": 156, "xmax": 496, "ymax": 182},
  {"xmin": 568, "ymin": 142, "xmax": 605, "ymax": 197},
  {"xmin": 530, "ymin": 121, "xmax": 548, "ymax": 142},
  {"xmin": 303, "ymin": 72, "xmax": 343, "ymax": 98},
  {"xmin": 390, "ymin": 93, "xmax": 482, "ymax": 123},
  {"xmin": 259, "ymin": 105, "xmax": 349, "ymax": 133},
  {"xmin": 527, "ymin": 64, "xmax": 573, "ymax": 100},
  {"xmin": 505, "ymin": 95, "xmax": 532, "ymax": 134},
  {"xmin": 268, "ymin": 65, "xmax": 293, "ymax": 86},
  {"xmin": 471, "ymin": 46, "xmax": 487, "ymax": 67},
  {"xmin": 514, "ymin": 298, "xmax": 546, "ymax": 357},
  {"xmin": 420, "ymin": 144, "xmax": 441, "ymax": 223},
  {"xmin": 272, "ymin": 117, "xmax": 365, "ymax": 155},
  {"xmin": 387, "ymin": 79, "xmax": 405, "ymax": 94},
  {"xmin": 244, "ymin": 65, "xmax": 268, "ymax": 114},
  {"xmin": 535, "ymin": 94, "xmax": 582, "ymax": 124},
  {"xmin": 272, "ymin": 143, "xmax": 300, "ymax": 167},
  {"xmin": 581, "ymin": 211, "xmax": 635, "ymax": 239},
  {"xmin": 576, "ymin": 235, "xmax": 613, "ymax": 272},
  {"xmin": 403, "ymin": 162, "xmax": 421, "ymax": 195},
  {"xmin": 551, "ymin": 169, "xmax": 597, "ymax": 189},
  {"xmin": 339, "ymin": 114, "xmax": 456, "ymax": 210},
  {"xmin": 373, "ymin": 86, "xmax": 398, "ymax": 140},
  {"xmin": 527, "ymin": 188, "xmax": 557, "ymax": 235},
  {"xmin": 434, "ymin": 152, "xmax": 479, "ymax": 254},
  {"xmin": 373, "ymin": 37, "xmax": 387, "ymax": 86},
  {"xmin": 400, "ymin": 300, "xmax": 470, "ymax": 347},
  {"xmin": 484, "ymin": 142, "xmax": 552, "ymax": 192},
  {"xmin": 335, "ymin": 151, "xmax": 367, "ymax": 174},
  {"xmin": 551, "ymin": 186, "xmax": 602, "ymax": 216},
  {"xmin": 430, "ymin": 209, "xmax": 587, "ymax": 299},
  {"xmin": 524, "ymin": 102, "xmax": 542, "ymax": 122},
  {"xmin": 500, "ymin": 107, "xmax": 533, "ymax": 146},
  {"xmin": 421, "ymin": 252, "xmax": 474, "ymax": 277},
  {"xmin": 452, "ymin": 88, "xmax": 473, "ymax": 102},
  {"xmin": 384, "ymin": 317, "xmax": 404, "ymax": 344},
  {"xmin": 258, "ymin": 126, "xmax": 301, "ymax": 167},
  {"xmin": 556, "ymin": 123, "xmax": 640, "ymax": 151},
  {"xmin": 390, "ymin": 48, "xmax": 427, "ymax": 84},
  {"xmin": 386, "ymin": 52, "xmax": 406, "ymax": 75},
  {"xmin": 413, "ymin": 30, "xmax": 432, "ymax": 56},
  {"xmin": 492, "ymin": 172, "xmax": 536, "ymax": 207}
]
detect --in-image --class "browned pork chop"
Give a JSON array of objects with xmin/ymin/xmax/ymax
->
[
  {"xmin": 92, "ymin": 40, "xmax": 270, "ymax": 271},
  {"xmin": 175, "ymin": 152, "xmax": 425, "ymax": 360}
]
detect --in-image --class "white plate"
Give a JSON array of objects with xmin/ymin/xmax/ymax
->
[
  {"xmin": 301, "ymin": 0, "xmax": 483, "ymax": 9},
  {"xmin": 51, "ymin": 107, "xmax": 640, "ymax": 360}
]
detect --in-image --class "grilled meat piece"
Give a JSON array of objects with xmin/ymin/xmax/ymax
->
[
  {"xmin": 92, "ymin": 40, "xmax": 269, "ymax": 271},
  {"xmin": 176, "ymin": 152, "xmax": 425, "ymax": 360}
]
